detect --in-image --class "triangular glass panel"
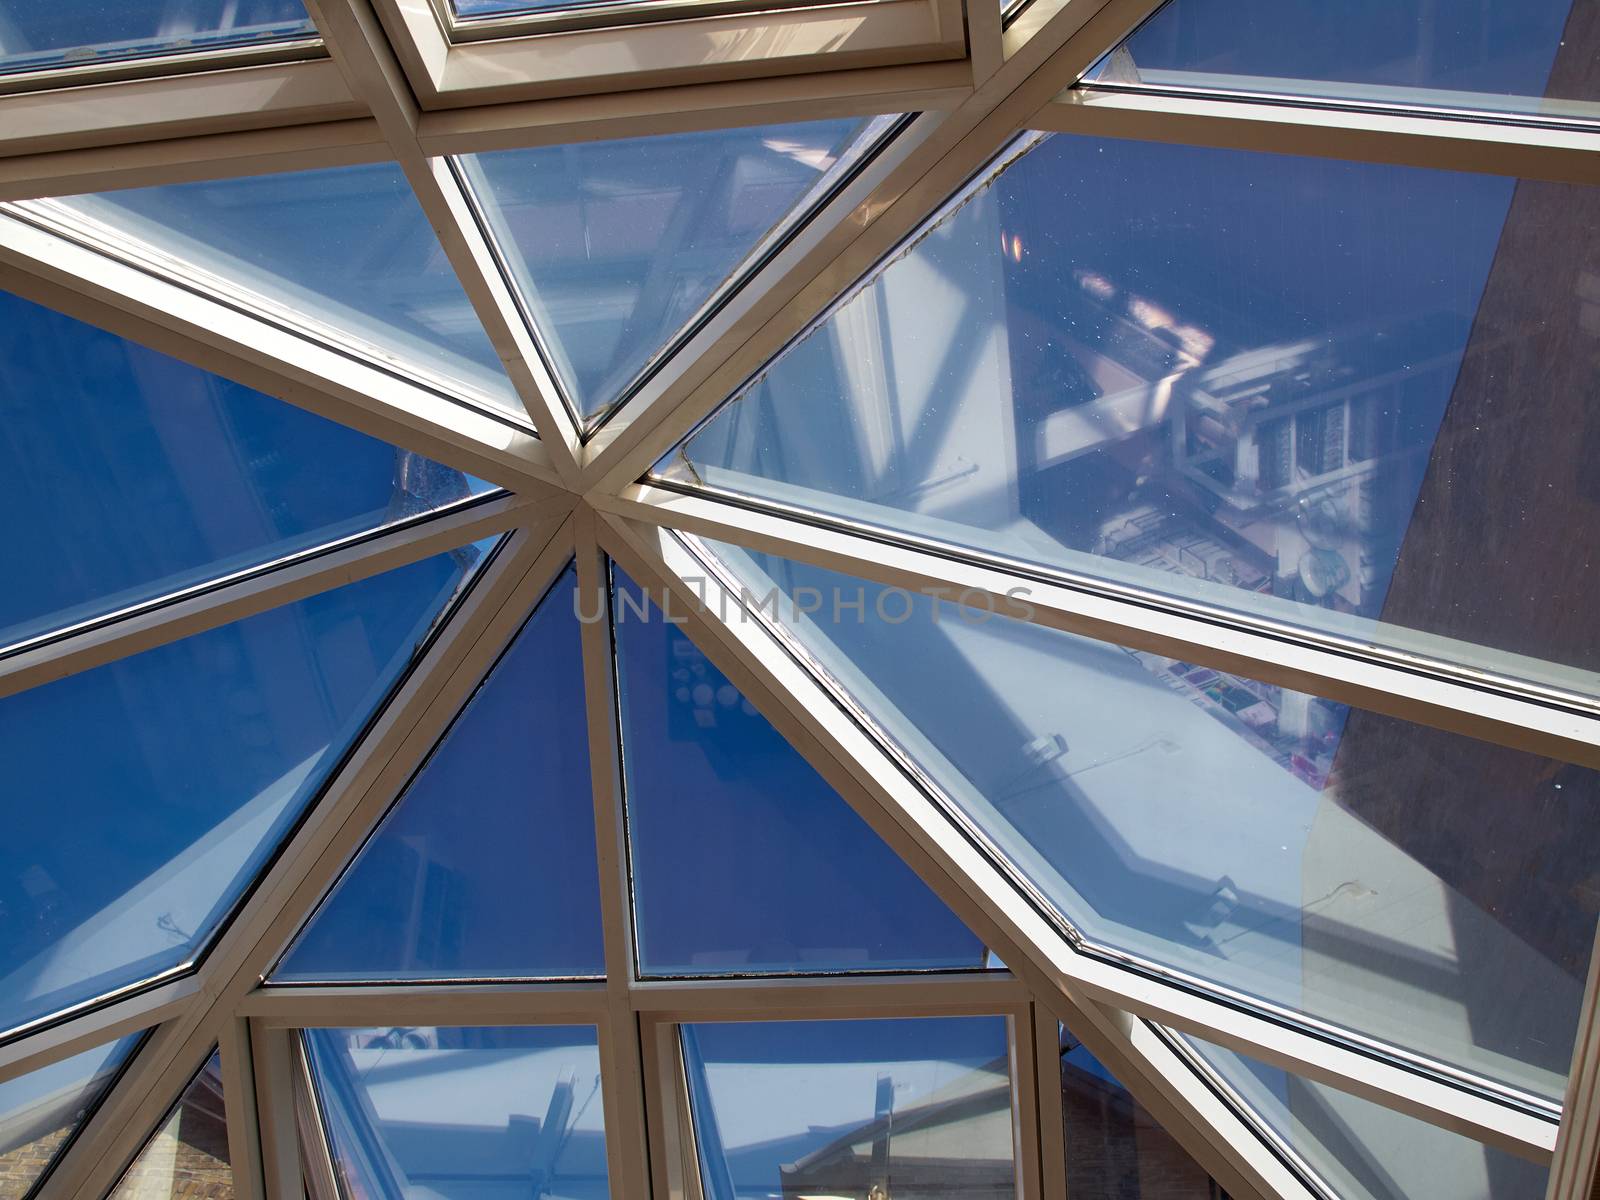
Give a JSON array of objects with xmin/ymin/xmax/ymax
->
[
  {"xmin": 0, "ymin": 542, "xmax": 490, "ymax": 1037},
  {"xmin": 275, "ymin": 564, "xmax": 606, "ymax": 982},
  {"xmin": 1057, "ymin": 1023, "xmax": 1229, "ymax": 1197},
  {"xmin": 660, "ymin": 129, "xmax": 1600, "ymax": 705},
  {"xmin": 1081, "ymin": 0, "xmax": 1600, "ymax": 124},
  {"xmin": 35, "ymin": 166, "xmax": 518, "ymax": 417},
  {"xmin": 0, "ymin": 1, "xmax": 316, "ymax": 77},
  {"xmin": 609, "ymin": 564, "xmax": 986, "ymax": 976},
  {"xmin": 1177, "ymin": 1032, "xmax": 1549, "ymax": 1200},
  {"xmin": 303, "ymin": 1025, "xmax": 608, "ymax": 1200},
  {"xmin": 0, "ymin": 288, "xmax": 491, "ymax": 655},
  {"xmin": 697, "ymin": 540, "xmax": 1600, "ymax": 1102},
  {"xmin": 459, "ymin": 119, "xmax": 889, "ymax": 423},
  {"xmin": 108, "ymin": 1050, "xmax": 229, "ymax": 1200},
  {"xmin": 0, "ymin": 1032, "xmax": 143, "ymax": 1198}
]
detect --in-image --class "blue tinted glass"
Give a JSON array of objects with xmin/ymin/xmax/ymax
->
[
  {"xmin": 0, "ymin": 1033, "xmax": 141, "ymax": 1197},
  {"xmin": 681, "ymin": 1017, "xmax": 1013, "ymax": 1200},
  {"xmin": 1057, "ymin": 1026, "xmax": 1221, "ymax": 1196},
  {"xmin": 1090, "ymin": 0, "xmax": 1600, "ymax": 122},
  {"xmin": 463, "ymin": 120, "xmax": 873, "ymax": 420},
  {"xmin": 276, "ymin": 565, "xmax": 605, "ymax": 982},
  {"xmin": 0, "ymin": 548, "xmax": 483, "ymax": 1036},
  {"xmin": 0, "ymin": 1, "xmax": 315, "ymax": 77},
  {"xmin": 611, "ymin": 566, "xmax": 985, "ymax": 977},
  {"xmin": 304, "ymin": 1025, "xmax": 608, "ymax": 1200},
  {"xmin": 702, "ymin": 541, "xmax": 1600, "ymax": 1100},
  {"xmin": 48, "ymin": 166, "xmax": 517, "ymax": 414},
  {"xmin": 110, "ymin": 1050, "xmax": 229, "ymax": 1200},
  {"xmin": 452, "ymin": 0, "xmax": 625, "ymax": 13},
  {"xmin": 665, "ymin": 132, "xmax": 1600, "ymax": 702},
  {"xmin": 0, "ymin": 289, "xmax": 490, "ymax": 654},
  {"xmin": 1182, "ymin": 1034, "xmax": 1548, "ymax": 1199}
]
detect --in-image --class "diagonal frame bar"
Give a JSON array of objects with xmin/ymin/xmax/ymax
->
[
  {"xmin": 597, "ymin": 509, "xmax": 1563, "ymax": 1162},
  {"xmin": 0, "ymin": 489, "xmax": 572, "ymax": 700},
  {"xmin": 597, "ymin": 507, "xmax": 1317, "ymax": 1199},
  {"xmin": 580, "ymin": 0, "xmax": 1169, "ymax": 496},
  {"xmin": 39, "ymin": 515, "xmax": 578, "ymax": 1200},
  {"xmin": 304, "ymin": 0, "xmax": 588, "ymax": 486},
  {"xmin": 0, "ymin": 206, "xmax": 558, "ymax": 492},
  {"xmin": 598, "ymin": 484, "xmax": 1600, "ymax": 769}
]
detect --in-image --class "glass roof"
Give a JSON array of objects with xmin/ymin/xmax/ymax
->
[
  {"xmin": 275, "ymin": 565, "xmax": 605, "ymax": 983},
  {"xmin": 1182, "ymin": 1033, "xmax": 1550, "ymax": 1199},
  {"xmin": 109, "ymin": 1049, "xmax": 228, "ymax": 1200},
  {"xmin": 44, "ymin": 167, "xmax": 520, "ymax": 417},
  {"xmin": 3, "ymin": 0, "xmax": 1588, "ymax": 1187},
  {"xmin": 304, "ymin": 1025, "xmax": 608, "ymax": 1199},
  {"xmin": 612, "ymin": 565, "xmax": 987, "ymax": 977},
  {"xmin": 0, "ymin": 1, "xmax": 317, "ymax": 78},
  {"xmin": 1086, "ymin": 0, "xmax": 1600, "ymax": 123},
  {"xmin": 460, "ymin": 118, "xmax": 884, "ymax": 423},
  {"xmin": 703, "ymin": 538, "xmax": 1597, "ymax": 1101},
  {"xmin": 0, "ymin": 1033, "xmax": 142, "ymax": 1199},
  {"xmin": 0, "ymin": 546, "xmax": 484, "ymax": 1036},
  {"xmin": 664, "ymin": 129, "xmax": 1600, "ymax": 702},
  {"xmin": 681, "ymin": 1016, "xmax": 1014, "ymax": 1200},
  {"xmin": 0, "ymin": 289, "xmax": 490, "ymax": 655}
]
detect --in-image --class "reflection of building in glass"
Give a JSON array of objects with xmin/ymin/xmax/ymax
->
[
  {"xmin": 111, "ymin": 1055, "xmax": 231, "ymax": 1200},
  {"xmin": 305, "ymin": 1027, "xmax": 609, "ymax": 1200},
  {"xmin": 1060, "ymin": 1030, "xmax": 1229, "ymax": 1200},
  {"xmin": 1016, "ymin": 261, "xmax": 1498, "ymax": 787},
  {"xmin": 777, "ymin": 1058, "xmax": 1014, "ymax": 1200},
  {"xmin": 1028, "ymin": 265, "xmax": 1472, "ymax": 627}
]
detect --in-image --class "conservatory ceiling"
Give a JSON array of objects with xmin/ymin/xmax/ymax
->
[{"xmin": 1, "ymin": 1, "xmax": 1599, "ymax": 1199}]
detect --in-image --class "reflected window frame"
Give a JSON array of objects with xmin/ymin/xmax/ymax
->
[
  {"xmin": 452, "ymin": 114, "xmax": 910, "ymax": 435},
  {"xmin": 293, "ymin": 1020, "xmax": 612, "ymax": 1200}
]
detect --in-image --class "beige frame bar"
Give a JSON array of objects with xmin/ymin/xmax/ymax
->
[{"xmin": 372, "ymin": 0, "xmax": 966, "ymax": 110}]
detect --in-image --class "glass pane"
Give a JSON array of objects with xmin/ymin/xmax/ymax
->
[
  {"xmin": 303, "ymin": 1025, "xmax": 608, "ymax": 1200},
  {"xmin": 1057, "ymin": 1025, "xmax": 1227, "ymax": 1198},
  {"xmin": 611, "ymin": 565, "xmax": 986, "ymax": 977},
  {"xmin": 451, "ymin": 0, "xmax": 628, "ymax": 14},
  {"xmin": 43, "ymin": 166, "xmax": 518, "ymax": 414},
  {"xmin": 1182, "ymin": 1033, "xmax": 1549, "ymax": 1199},
  {"xmin": 663, "ymin": 131, "xmax": 1600, "ymax": 703},
  {"xmin": 109, "ymin": 1050, "xmax": 230, "ymax": 1200},
  {"xmin": 462, "ymin": 119, "xmax": 880, "ymax": 421},
  {"xmin": 700, "ymin": 540, "xmax": 1600, "ymax": 1101},
  {"xmin": 0, "ymin": 1034, "xmax": 141, "ymax": 1200},
  {"xmin": 1085, "ymin": 0, "xmax": 1600, "ymax": 124},
  {"xmin": 0, "ymin": 546, "xmax": 486, "ymax": 1036},
  {"xmin": 275, "ymin": 565, "xmax": 605, "ymax": 982},
  {"xmin": 0, "ymin": 288, "xmax": 492, "ymax": 654},
  {"xmin": 0, "ymin": 1, "xmax": 315, "ymax": 78},
  {"xmin": 681, "ymin": 1016, "xmax": 1015, "ymax": 1200}
]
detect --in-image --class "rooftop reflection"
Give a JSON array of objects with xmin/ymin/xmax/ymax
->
[
  {"xmin": 703, "ymin": 539, "xmax": 1600, "ymax": 1101},
  {"xmin": 666, "ymin": 131, "xmax": 1600, "ymax": 701}
]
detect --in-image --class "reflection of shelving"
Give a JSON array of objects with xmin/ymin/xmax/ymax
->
[{"xmin": 1125, "ymin": 646, "xmax": 1345, "ymax": 789}]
